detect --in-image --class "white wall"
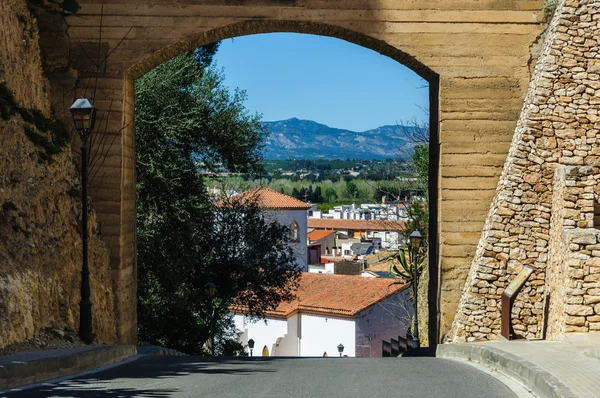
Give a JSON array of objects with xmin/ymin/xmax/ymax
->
[
  {"xmin": 300, "ymin": 313, "xmax": 355, "ymax": 357},
  {"xmin": 274, "ymin": 314, "xmax": 299, "ymax": 356},
  {"xmin": 234, "ymin": 314, "xmax": 289, "ymax": 357},
  {"xmin": 308, "ymin": 263, "xmax": 334, "ymax": 274},
  {"xmin": 266, "ymin": 209, "xmax": 308, "ymax": 271}
]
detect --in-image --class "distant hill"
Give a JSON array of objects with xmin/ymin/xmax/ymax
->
[{"xmin": 262, "ymin": 118, "xmax": 417, "ymax": 160}]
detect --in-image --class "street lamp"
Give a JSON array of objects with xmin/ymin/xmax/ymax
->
[
  {"xmin": 409, "ymin": 230, "xmax": 423, "ymax": 350},
  {"xmin": 69, "ymin": 98, "xmax": 96, "ymax": 345},
  {"xmin": 248, "ymin": 338, "xmax": 255, "ymax": 357},
  {"xmin": 205, "ymin": 282, "xmax": 217, "ymax": 355},
  {"xmin": 337, "ymin": 343, "xmax": 344, "ymax": 357},
  {"xmin": 205, "ymin": 282, "xmax": 217, "ymax": 297}
]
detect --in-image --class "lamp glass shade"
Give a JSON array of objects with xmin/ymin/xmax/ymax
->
[
  {"xmin": 409, "ymin": 230, "xmax": 423, "ymax": 249},
  {"xmin": 205, "ymin": 282, "xmax": 217, "ymax": 297},
  {"xmin": 337, "ymin": 343, "xmax": 344, "ymax": 353},
  {"xmin": 69, "ymin": 98, "xmax": 96, "ymax": 133},
  {"xmin": 248, "ymin": 339, "xmax": 255, "ymax": 349}
]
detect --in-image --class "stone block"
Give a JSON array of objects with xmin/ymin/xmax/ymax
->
[
  {"xmin": 584, "ymin": 274, "xmax": 600, "ymax": 282},
  {"xmin": 590, "ymin": 323, "xmax": 600, "ymax": 331},
  {"xmin": 565, "ymin": 315, "xmax": 586, "ymax": 326},
  {"xmin": 566, "ymin": 305, "xmax": 594, "ymax": 316},
  {"xmin": 587, "ymin": 258, "xmax": 600, "ymax": 267},
  {"xmin": 583, "ymin": 295, "xmax": 600, "ymax": 305},
  {"xmin": 565, "ymin": 325, "xmax": 589, "ymax": 333},
  {"xmin": 572, "ymin": 232, "xmax": 598, "ymax": 245}
]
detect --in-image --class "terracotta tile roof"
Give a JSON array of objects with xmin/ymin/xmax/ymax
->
[
  {"xmin": 308, "ymin": 218, "xmax": 405, "ymax": 232},
  {"xmin": 231, "ymin": 187, "xmax": 312, "ymax": 210},
  {"xmin": 242, "ymin": 273, "xmax": 407, "ymax": 319},
  {"xmin": 307, "ymin": 229, "xmax": 336, "ymax": 242}
]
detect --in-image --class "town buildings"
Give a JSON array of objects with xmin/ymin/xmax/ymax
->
[
  {"xmin": 308, "ymin": 201, "xmax": 408, "ymax": 222},
  {"xmin": 307, "ymin": 218, "xmax": 405, "ymax": 252},
  {"xmin": 229, "ymin": 188, "xmax": 410, "ymax": 357}
]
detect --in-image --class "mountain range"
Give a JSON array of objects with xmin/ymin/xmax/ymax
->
[{"xmin": 262, "ymin": 118, "xmax": 416, "ymax": 160}]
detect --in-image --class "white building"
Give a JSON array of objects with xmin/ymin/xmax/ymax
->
[
  {"xmin": 307, "ymin": 218, "xmax": 405, "ymax": 250},
  {"xmin": 308, "ymin": 202, "xmax": 408, "ymax": 222},
  {"xmin": 233, "ymin": 273, "xmax": 411, "ymax": 357},
  {"xmin": 231, "ymin": 187, "xmax": 311, "ymax": 271}
]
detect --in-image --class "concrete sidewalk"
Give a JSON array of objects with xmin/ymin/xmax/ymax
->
[
  {"xmin": 0, "ymin": 345, "xmax": 136, "ymax": 391},
  {"xmin": 437, "ymin": 334, "xmax": 600, "ymax": 398}
]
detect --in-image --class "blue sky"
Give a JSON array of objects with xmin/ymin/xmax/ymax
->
[{"xmin": 213, "ymin": 33, "xmax": 429, "ymax": 132}]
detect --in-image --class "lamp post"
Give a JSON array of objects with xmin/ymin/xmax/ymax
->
[
  {"xmin": 248, "ymin": 338, "xmax": 255, "ymax": 357},
  {"xmin": 69, "ymin": 98, "xmax": 96, "ymax": 345},
  {"xmin": 205, "ymin": 282, "xmax": 217, "ymax": 356},
  {"xmin": 337, "ymin": 343, "xmax": 344, "ymax": 357},
  {"xmin": 409, "ymin": 230, "xmax": 423, "ymax": 350}
]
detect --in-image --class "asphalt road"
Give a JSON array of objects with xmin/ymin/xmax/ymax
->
[{"xmin": 3, "ymin": 356, "xmax": 516, "ymax": 398}]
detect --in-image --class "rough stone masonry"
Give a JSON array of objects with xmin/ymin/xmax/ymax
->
[{"xmin": 451, "ymin": 0, "xmax": 600, "ymax": 342}]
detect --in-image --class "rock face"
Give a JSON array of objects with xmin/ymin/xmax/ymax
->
[
  {"xmin": 0, "ymin": 0, "xmax": 116, "ymax": 348},
  {"xmin": 451, "ymin": 0, "xmax": 600, "ymax": 342}
]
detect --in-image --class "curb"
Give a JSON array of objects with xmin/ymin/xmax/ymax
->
[
  {"xmin": 0, "ymin": 345, "xmax": 136, "ymax": 391},
  {"xmin": 137, "ymin": 346, "xmax": 187, "ymax": 356},
  {"xmin": 437, "ymin": 344, "xmax": 577, "ymax": 398}
]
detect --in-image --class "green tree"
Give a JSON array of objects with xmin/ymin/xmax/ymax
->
[
  {"xmin": 313, "ymin": 186, "xmax": 323, "ymax": 203},
  {"xmin": 135, "ymin": 47, "xmax": 299, "ymax": 354},
  {"xmin": 324, "ymin": 187, "xmax": 337, "ymax": 202},
  {"xmin": 412, "ymin": 145, "xmax": 429, "ymax": 190},
  {"xmin": 344, "ymin": 181, "xmax": 359, "ymax": 200}
]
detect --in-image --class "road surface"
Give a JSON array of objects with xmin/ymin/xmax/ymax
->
[{"xmin": 2, "ymin": 356, "xmax": 517, "ymax": 397}]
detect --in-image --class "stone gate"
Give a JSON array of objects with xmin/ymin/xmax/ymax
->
[{"xmin": 44, "ymin": 0, "xmax": 547, "ymax": 344}]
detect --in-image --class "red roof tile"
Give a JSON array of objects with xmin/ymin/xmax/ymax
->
[
  {"xmin": 231, "ymin": 187, "xmax": 312, "ymax": 210},
  {"xmin": 237, "ymin": 273, "xmax": 407, "ymax": 319},
  {"xmin": 308, "ymin": 218, "xmax": 405, "ymax": 232},
  {"xmin": 307, "ymin": 229, "xmax": 336, "ymax": 242}
]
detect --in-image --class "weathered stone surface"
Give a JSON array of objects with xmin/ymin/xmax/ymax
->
[
  {"xmin": 451, "ymin": 0, "xmax": 600, "ymax": 342},
  {"xmin": 0, "ymin": 0, "xmax": 116, "ymax": 348}
]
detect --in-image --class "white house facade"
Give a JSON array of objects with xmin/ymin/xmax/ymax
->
[{"xmin": 233, "ymin": 273, "xmax": 411, "ymax": 357}]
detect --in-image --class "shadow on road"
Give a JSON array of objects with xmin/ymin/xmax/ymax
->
[{"xmin": 4, "ymin": 356, "xmax": 277, "ymax": 397}]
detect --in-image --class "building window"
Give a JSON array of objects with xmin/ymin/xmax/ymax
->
[{"xmin": 290, "ymin": 220, "xmax": 300, "ymax": 242}]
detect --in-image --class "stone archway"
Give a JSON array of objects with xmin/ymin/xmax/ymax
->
[{"xmin": 55, "ymin": 1, "xmax": 544, "ymax": 344}]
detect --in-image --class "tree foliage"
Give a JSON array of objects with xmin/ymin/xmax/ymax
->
[{"xmin": 135, "ymin": 47, "xmax": 299, "ymax": 354}]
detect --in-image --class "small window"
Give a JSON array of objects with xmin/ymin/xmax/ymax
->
[{"xmin": 290, "ymin": 220, "xmax": 300, "ymax": 242}]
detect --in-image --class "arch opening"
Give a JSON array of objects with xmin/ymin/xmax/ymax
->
[{"xmin": 121, "ymin": 20, "xmax": 440, "ymax": 349}]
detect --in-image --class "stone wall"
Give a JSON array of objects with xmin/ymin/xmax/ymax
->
[
  {"xmin": 450, "ymin": 0, "xmax": 600, "ymax": 342},
  {"xmin": 546, "ymin": 166, "xmax": 600, "ymax": 338},
  {"xmin": 0, "ymin": 0, "xmax": 117, "ymax": 348}
]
